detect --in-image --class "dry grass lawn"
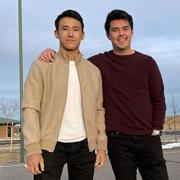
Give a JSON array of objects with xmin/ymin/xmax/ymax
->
[
  {"xmin": 164, "ymin": 115, "xmax": 180, "ymax": 130},
  {"xmin": 0, "ymin": 151, "xmax": 20, "ymax": 163}
]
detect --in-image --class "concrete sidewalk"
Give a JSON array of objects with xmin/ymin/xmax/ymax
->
[
  {"xmin": 0, "ymin": 160, "xmax": 115, "ymax": 180},
  {"xmin": 1, "ymin": 150, "xmax": 180, "ymax": 180}
]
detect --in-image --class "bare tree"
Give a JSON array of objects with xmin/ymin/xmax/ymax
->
[
  {"xmin": 0, "ymin": 97, "xmax": 19, "ymax": 119},
  {"xmin": 0, "ymin": 97, "xmax": 19, "ymax": 150},
  {"xmin": 169, "ymin": 95, "xmax": 180, "ymax": 143}
]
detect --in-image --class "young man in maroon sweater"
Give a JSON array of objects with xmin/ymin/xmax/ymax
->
[{"xmin": 38, "ymin": 9, "xmax": 169, "ymax": 180}]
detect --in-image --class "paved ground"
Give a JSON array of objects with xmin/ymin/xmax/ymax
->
[{"xmin": 0, "ymin": 149, "xmax": 180, "ymax": 180}]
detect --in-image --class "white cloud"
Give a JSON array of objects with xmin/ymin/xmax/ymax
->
[
  {"xmin": 134, "ymin": 37, "xmax": 180, "ymax": 61},
  {"xmin": 0, "ymin": 0, "xmax": 180, "ymax": 113}
]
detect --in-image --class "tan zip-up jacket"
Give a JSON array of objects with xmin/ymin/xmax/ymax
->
[{"xmin": 22, "ymin": 50, "xmax": 107, "ymax": 156}]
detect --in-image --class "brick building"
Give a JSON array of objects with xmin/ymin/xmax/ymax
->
[{"xmin": 0, "ymin": 117, "xmax": 20, "ymax": 139}]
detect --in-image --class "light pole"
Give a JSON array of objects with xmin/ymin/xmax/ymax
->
[{"xmin": 18, "ymin": 0, "xmax": 24, "ymax": 162}]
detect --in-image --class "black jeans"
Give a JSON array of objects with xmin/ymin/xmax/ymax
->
[
  {"xmin": 34, "ymin": 139, "xmax": 96, "ymax": 180},
  {"xmin": 107, "ymin": 131, "xmax": 169, "ymax": 180}
]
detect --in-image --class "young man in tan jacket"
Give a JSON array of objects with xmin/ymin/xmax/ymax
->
[{"xmin": 22, "ymin": 10, "xmax": 107, "ymax": 180}]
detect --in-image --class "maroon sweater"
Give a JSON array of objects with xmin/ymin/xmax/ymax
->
[{"xmin": 89, "ymin": 50, "xmax": 166, "ymax": 135}]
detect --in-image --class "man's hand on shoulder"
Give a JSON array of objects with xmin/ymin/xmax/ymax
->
[
  {"xmin": 27, "ymin": 153, "xmax": 44, "ymax": 174},
  {"xmin": 38, "ymin": 48, "xmax": 56, "ymax": 63}
]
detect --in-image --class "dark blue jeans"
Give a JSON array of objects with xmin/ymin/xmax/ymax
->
[
  {"xmin": 34, "ymin": 139, "xmax": 96, "ymax": 180},
  {"xmin": 107, "ymin": 131, "xmax": 169, "ymax": 180}
]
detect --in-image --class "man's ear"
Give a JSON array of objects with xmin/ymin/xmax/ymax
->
[
  {"xmin": 54, "ymin": 30, "xmax": 59, "ymax": 39},
  {"xmin": 106, "ymin": 32, "xmax": 111, "ymax": 40},
  {"xmin": 81, "ymin": 32, "xmax": 85, "ymax": 40},
  {"xmin": 132, "ymin": 30, "xmax": 134, "ymax": 37}
]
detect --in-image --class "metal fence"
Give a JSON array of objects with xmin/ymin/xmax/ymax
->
[{"xmin": 161, "ymin": 131, "xmax": 180, "ymax": 144}]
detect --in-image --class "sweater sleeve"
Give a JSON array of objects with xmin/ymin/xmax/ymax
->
[
  {"xmin": 149, "ymin": 59, "xmax": 166, "ymax": 130},
  {"xmin": 23, "ymin": 108, "xmax": 42, "ymax": 156},
  {"xmin": 22, "ymin": 61, "xmax": 43, "ymax": 156},
  {"xmin": 96, "ymin": 71, "xmax": 107, "ymax": 151},
  {"xmin": 22, "ymin": 61, "xmax": 43, "ymax": 111}
]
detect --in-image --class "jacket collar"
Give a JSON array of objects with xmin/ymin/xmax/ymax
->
[{"xmin": 56, "ymin": 48, "xmax": 83, "ymax": 65}]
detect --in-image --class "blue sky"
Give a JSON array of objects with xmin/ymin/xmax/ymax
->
[{"xmin": 0, "ymin": 0, "xmax": 180, "ymax": 117}]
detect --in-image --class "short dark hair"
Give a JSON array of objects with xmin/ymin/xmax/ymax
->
[
  {"xmin": 55, "ymin": 9, "xmax": 84, "ymax": 31},
  {"xmin": 105, "ymin": 9, "xmax": 133, "ymax": 35}
]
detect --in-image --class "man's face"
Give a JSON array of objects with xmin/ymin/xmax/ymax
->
[
  {"xmin": 55, "ymin": 17, "xmax": 84, "ymax": 52},
  {"xmin": 107, "ymin": 19, "xmax": 133, "ymax": 55}
]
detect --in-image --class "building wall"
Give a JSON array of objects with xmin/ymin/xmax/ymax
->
[
  {"xmin": 0, "ymin": 126, "xmax": 7, "ymax": 138},
  {"xmin": 0, "ymin": 125, "xmax": 19, "ymax": 138}
]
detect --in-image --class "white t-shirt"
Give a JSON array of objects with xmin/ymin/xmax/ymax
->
[{"xmin": 58, "ymin": 61, "xmax": 86, "ymax": 142}]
